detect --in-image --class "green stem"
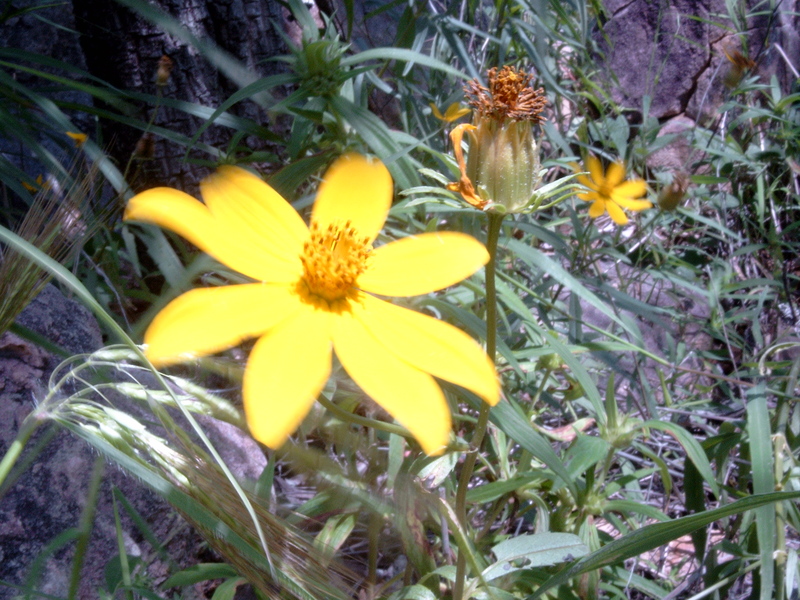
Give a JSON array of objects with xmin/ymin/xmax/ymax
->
[
  {"xmin": 0, "ymin": 412, "xmax": 41, "ymax": 491},
  {"xmin": 774, "ymin": 396, "xmax": 790, "ymax": 600},
  {"xmin": 453, "ymin": 211, "xmax": 505, "ymax": 600},
  {"xmin": 317, "ymin": 394, "xmax": 415, "ymax": 441}
]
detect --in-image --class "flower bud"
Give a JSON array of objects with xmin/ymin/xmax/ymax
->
[
  {"xmin": 657, "ymin": 172, "xmax": 689, "ymax": 211},
  {"xmin": 465, "ymin": 117, "xmax": 542, "ymax": 214},
  {"xmin": 155, "ymin": 54, "xmax": 173, "ymax": 86},
  {"xmin": 447, "ymin": 66, "xmax": 547, "ymax": 213}
]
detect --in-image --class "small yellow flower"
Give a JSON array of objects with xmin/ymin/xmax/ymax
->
[
  {"xmin": 124, "ymin": 154, "xmax": 499, "ymax": 455},
  {"xmin": 21, "ymin": 174, "xmax": 50, "ymax": 193},
  {"xmin": 430, "ymin": 102, "xmax": 471, "ymax": 123},
  {"xmin": 575, "ymin": 156, "xmax": 651, "ymax": 225},
  {"xmin": 66, "ymin": 131, "xmax": 88, "ymax": 147}
]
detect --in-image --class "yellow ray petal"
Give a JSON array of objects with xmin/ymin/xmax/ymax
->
[
  {"xmin": 201, "ymin": 166, "xmax": 307, "ymax": 281},
  {"xmin": 66, "ymin": 131, "xmax": 88, "ymax": 147},
  {"xmin": 125, "ymin": 187, "xmax": 287, "ymax": 282},
  {"xmin": 430, "ymin": 103, "xmax": 445, "ymax": 120},
  {"xmin": 359, "ymin": 232, "xmax": 488, "ymax": 297},
  {"xmin": 605, "ymin": 200, "xmax": 629, "ymax": 225},
  {"xmin": 576, "ymin": 174, "xmax": 595, "ymax": 190},
  {"xmin": 612, "ymin": 179, "xmax": 647, "ymax": 199},
  {"xmin": 443, "ymin": 103, "xmax": 471, "ymax": 121},
  {"xmin": 605, "ymin": 161, "xmax": 626, "ymax": 187},
  {"xmin": 312, "ymin": 154, "xmax": 393, "ymax": 242},
  {"xmin": 447, "ymin": 124, "xmax": 487, "ymax": 209},
  {"xmin": 243, "ymin": 302, "xmax": 333, "ymax": 448},
  {"xmin": 354, "ymin": 295, "xmax": 499, "ymax": 406},
  {"xmin": 586, "ymin": 155, "xmax": 604, "ymax": 184},
  {"xmin": 577, "ymin": 191, "xmax": 599, "ymax": 202},
  {"xmin": 144, "ymin": 283, "xmax": 301, "ymax": 367},
  {"xmin": 588, "ymin": 199, "xmax": 607, "ymax": 218},
  {"xmin": 126, "ymin": 187, "xmax": 243, "ymax": 264},
  {"xmin": 613, "ymin": 196, "xmax": 653, "ymax": 212},
  {"xmin": 332, "ymin": 299, "xmax": 451, "ymax": 455}
]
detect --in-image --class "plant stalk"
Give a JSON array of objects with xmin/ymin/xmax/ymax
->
[
  {"xmin": 453, "ymin": 211, "xmax": 504, "ymax": 600},
  {"xmin": 0, "ymin": 412, "xmax": 41, "ymax": 491}
]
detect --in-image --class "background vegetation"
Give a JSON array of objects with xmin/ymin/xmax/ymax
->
[{"xmin": 1, "ymin": 0, "xmax": 799, "ymax": 599}]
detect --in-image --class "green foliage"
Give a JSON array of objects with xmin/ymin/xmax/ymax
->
[{"xmin": 2, "ymin": 0, "xmax": 800, "ymax": 599}]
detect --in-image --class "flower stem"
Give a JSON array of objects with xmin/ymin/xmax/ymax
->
[
  {"xmin": 0, "ymin": 412, "xmax": 41, "ymax": 491},
  {"xmin": 453, "ymin": 211, "xmax": 505, "ymax": 600}
]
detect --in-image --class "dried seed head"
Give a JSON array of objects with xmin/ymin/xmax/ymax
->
[{"xmin": 465, "ymin": 66, "xmax": 547, "ymax": 123}]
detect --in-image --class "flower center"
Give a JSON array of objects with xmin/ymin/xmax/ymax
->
[
  {"xmin": 300, "ymin": 220, "xmax": 372, "ymax": 302},
  {"xmin": 598, "ymin": 182, "xmax": 614, "ymax": 200}
]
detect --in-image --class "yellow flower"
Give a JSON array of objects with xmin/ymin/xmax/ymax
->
[
  {"xmin": 21, "ymin": 174, "xmax": 50, "ymax": 193},
  {"xmin": 575, "ymin": 156, "xmax": 651, "ymax": 225},
  {"xmin": 430, "ymin": 102, "xmax": 471, "ymax": 123},
  {"xmin": 124, "ymin": 154, "xmax": 500, "ymax": 455},
  {"xmin": 66, "ymin": 131, "xmax": 88, "ymax": 147}
]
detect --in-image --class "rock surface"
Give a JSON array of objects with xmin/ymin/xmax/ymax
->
[
  {"xmin": 0, "ymin": 286, "xmax": 266, "ymax": 598},
  {"xmin": 595, "ymin": 0, "xmax": 800, "ymax": 121}
]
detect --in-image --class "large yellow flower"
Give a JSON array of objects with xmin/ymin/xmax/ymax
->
[
  {"xmin": 576, "ymin": 155, "xmax": 651, "ymax": 225},
  {"xmin": 124, "ymin": 154, "xmax": 500, "ymax": 455}
]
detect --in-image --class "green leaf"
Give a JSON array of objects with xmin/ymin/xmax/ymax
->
[
  {"xmin": 339, "ymin": 47, "xmax": 468, "ymax": 80},
  {"xmin": 528, "ymin": 490, "xmax": 800, "ymax": 599},
  {"xmin": 465, "ymin": 473, "xmax": 547, "ymax": 504},
  {"xmin": 639, "ymin": 420, "xmax": 719, "ymax": 499},
  {"xmin": 489, "ymin": 399, "xmax": 577, "ymax": 499},
  {"xmin": 211, "ymin": 577, "xmax": 247, "ymax": 600},
  {"xmin": 314, "ymin": 513, "xmax": 356, "ymax": 563},
  {"xmin": 328, "ymin": 95, "xmax": 419, "ymax": 189},
  {"xmin": 415, "ymin": 452, "xmax": 458, "ymax": 488},
  {"xmin": 162, "ymin": 563, "xmax": 239, "ymax": 588},
  {"xmin": 484, "ymin": 533, "xmax": 588, "ymax": 581},
  {"xmin": 747, "ymin": 381, "xmax": 775, "ymax": 600},
  {"xmin": 401, "ymin": 584, "xmax": 437, "ymax": 600}
]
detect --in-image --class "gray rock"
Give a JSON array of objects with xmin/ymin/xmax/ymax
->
[
  {"xmin": 595, "ymin": 0, "xmax": 800, "ymax": 121},
  {"xmin": 0, "ymin": 285, "xmax": 266, "ymax": 598}
]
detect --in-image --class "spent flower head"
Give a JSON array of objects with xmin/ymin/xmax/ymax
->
[
  {"xmin": 446, "ymin": 66, "xmax": 550, "ymax": 213},
  {"xmin": 124, "ymin": 154, "xmax": 499, "ymax": 455}
]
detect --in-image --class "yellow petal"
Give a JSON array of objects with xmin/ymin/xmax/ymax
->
[
  {"xmin": 66, "ymin": 131, "xmax": 88, "ymax": 147},
  {"xmin": 443, "ymin": 103, "xmax": 471, "ymax": 121},
  {"xmin": 354, "ymin": 295, "xmax": 499, "ymax": 406},
  {"xmin": 576, "ymin": 174, "xmax": 596, "ymax": 190},
  {"xmin": 359, "ymin": 232, "xmax": 488, "ymax": 296},
  {"xmin": 243, "ymin": 301, "xmax": 333, "ymax": 448},
  {"xmin": 144, "ymin": 283, "xmax": 301, "ymax": 367},
  {"xmin": 312, "ymin": 154, "xmax": 393, "ymax": 242},
  {"xmin": 125, "ymin": 187, "xmax": 246, "ymax": 269},
  {"xmin": 587, "ymin": 199, "xmax": 607, "ymax": 219},
  {"xmin": 613, "ymin": 197, "xmax": 653, "ymax": 212},
  {"xmin": 430, "ymin": 103, "xmax": 445, "ymax": 120},
  {"xmin": 201, "ymin": 166, "xmax": 306, "ymax": 281},
  {"xmin": 332, "ymin": 297, "xmax": 451, "ymax": 455},
  {"xmin": 578, "ymin": 191, "xmax": 600, "ymax": 203},
  {"xmin": 613, "ymin": 179, "xmax": 647, "ymax": 199},
  {"xmin": 450, "ymin": 123, "xmax": 476, "ymax": 177},
  {"xmin": 605, "ymin": 201, "xmax": 629, "ymax": 225},
  {"xmin": 586, "ymin": 155, "xmax": 604, "ymax": 185},
  {"xmin": 605, "ymin": 161, "xmax": 626, "ymax": 187}
]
